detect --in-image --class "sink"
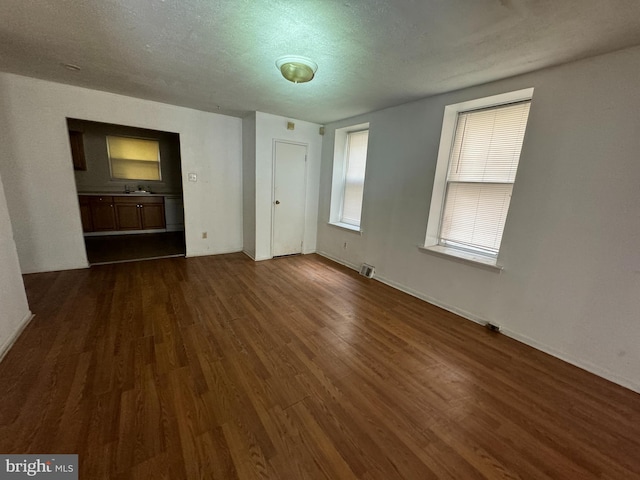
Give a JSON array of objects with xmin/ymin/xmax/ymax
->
[{"xmin": 124, "ymin": 185, "xmax": 152, "ymax": 194}]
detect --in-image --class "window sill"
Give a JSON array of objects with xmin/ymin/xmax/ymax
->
[
  {"xmin": 418, "ymin": 245, "xmax": 503, "ymax": 271},
  {"xmin": 328, "ymin": 222, "xmax": 362, "ymax": 234}
]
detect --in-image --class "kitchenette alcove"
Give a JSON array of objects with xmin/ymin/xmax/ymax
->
[{"xmin": 68, "ymin": 119, "xmax": 186, "ymax": 264}]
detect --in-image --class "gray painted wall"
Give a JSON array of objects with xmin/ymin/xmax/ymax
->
[
  {"xmin": 317, "ymin": 45, "xmax": 640, "ymax": 393},
  {"xmin": 68, "ymin": 119, "xmax": 183, "ymax": 194}
]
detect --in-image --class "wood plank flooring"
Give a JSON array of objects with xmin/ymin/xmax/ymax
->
[{"xmin": 2, "ymin": 253, "xmax": 639, "ymax": 479}]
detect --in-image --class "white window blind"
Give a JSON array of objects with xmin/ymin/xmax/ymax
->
[
  {"xmin": 440, "ymin": 101, "xmax": 531, "ymax": 255},
  {"xmin": 341, "ymin": 130, "xmax": 369, "ymax": 226},
  {"xmin": 107, "ymin": 136, "xmax": 161, "ymax": 181}
]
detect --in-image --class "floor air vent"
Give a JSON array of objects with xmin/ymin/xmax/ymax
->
[{"xmin": 359, "ymin": 264, "xmax": 375, "ymax": 278}]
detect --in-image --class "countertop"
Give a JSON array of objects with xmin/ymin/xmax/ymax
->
[{"xmin": 78, "ymin": 192, "xmax": 182, "ymax": 197}]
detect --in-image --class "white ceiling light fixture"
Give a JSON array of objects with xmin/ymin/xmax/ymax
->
[{"xmin": 275, "ymin": 56, "xmax": 318, "ymax": 84}]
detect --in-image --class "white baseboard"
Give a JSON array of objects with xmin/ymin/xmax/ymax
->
[
  {"xmin": 22, "ymin": 263, "xmax": 89, "ymax": 274},
  {"xmin": 185, "ymin": 248, "xmax": 243, "ymax": 258},
  {"xmin": 0, "ymin": 311, "xmax": 35, "ymax": 363},
  {"xmin": 374, "ymin": 273, "xmax": 488, "ymax": 327},
  {"xmin": 244, "ymin": 250, "xmax": 317, "ymax": 262},
  {"xmin": 316, "ymin": 251, "xmax": 640, "ymax": 394},
  {"xmin": 243, "ymin": 250, "xmax": 273, "ymax": 261},
  {"xmin": 500, "ymin": 327, "xmax": 640, "ymax": 394},
  {"xmin": 316, "ymin": 250, "xmax": 360, "ymax": 271}
]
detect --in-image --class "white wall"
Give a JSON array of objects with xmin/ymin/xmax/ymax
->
[
  {"xmin": 317, "ymin": 46, "xmax": 640, "ymax": 393},
  {"xmin": 0, "ymin": 73, "xmax": 243, "ymax": 273},
  {"xmin": 253, "ymin": 112, "xmax": 323, "ymax": 260},
  {"xmin": 242, "ymin": 113, "xmax": 257, "ymax": 259},
  {"xmin": 0, "ymin": 170, "xmax": 32, "ymax": 359}
]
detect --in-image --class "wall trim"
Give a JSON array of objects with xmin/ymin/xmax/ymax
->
[
  {"xmin": 0, "ymin": 311, "xmax": 35, "ymax": 363},
  {"xmin": 316, "ymin": 251, "xmax": 640, "ymax": 394},
  {"xmin": 374, "ymin": 273, "xmax": 488, "ymax": 326},
  {"xmin": 242, "ymin": 250, "xmax": 256, "ymax": 261},
  {"xmin": 316, "ymin": 250, "xmax": 359, "ymax": 271},
  {"xmin": 185, "ymin": 247, "xmax": 243, "ymax": 258},
  {"xmin": 22, "ymin": 263, "xmax": 89, "ymax": 275},
  {"xmin": 499, "ymin": 327, "xmax": 640, "ymax": 394}
]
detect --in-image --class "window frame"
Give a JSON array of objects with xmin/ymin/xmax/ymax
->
[
  {"xmin": 423, "ymin": 88, "xmax": 534, "ymax": 267},
  {"xmin": 329, "ymin": 122, "xmax": 370, "ymax": 232}
]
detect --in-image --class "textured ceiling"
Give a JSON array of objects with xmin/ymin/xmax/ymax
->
[{"xmin": 2, "ymin": 0, "xmax": 640, "ymax": 124}]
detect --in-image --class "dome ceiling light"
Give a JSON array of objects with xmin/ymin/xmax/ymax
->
[{"xmin": 275, "ymin": 56, "xmax": 318, "ymax": 84}]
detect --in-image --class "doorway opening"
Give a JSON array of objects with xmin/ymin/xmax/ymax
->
[{"xmin": 67, "ymin": 119, "xmax": 186, "ymax": 265}]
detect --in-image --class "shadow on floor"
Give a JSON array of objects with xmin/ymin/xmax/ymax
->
[{"xmin": 84, "ymin": 231, "xmax": 186, "ymax": 265}]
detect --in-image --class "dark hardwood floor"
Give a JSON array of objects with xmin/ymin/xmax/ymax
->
[{"xmin": 2, "ymin": 253, "xmax": 639, "ymax": 479}]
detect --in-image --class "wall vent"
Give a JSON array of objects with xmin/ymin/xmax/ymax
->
[
  {"xmin": 486, "ymin": 322, "xmax": 501, "ymax": 333},
  {"xmin": 359, "ymin": 264, "xmax": 375, "ymax": 278}
]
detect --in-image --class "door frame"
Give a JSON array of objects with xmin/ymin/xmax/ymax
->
[{"xmin": 271, "ymin": 139, "xmax": 309, "ymax": 258}]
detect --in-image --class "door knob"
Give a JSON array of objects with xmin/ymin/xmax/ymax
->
[{"xmin": 275, "ymin": 200, "xmax": 280, "ymax": 205}]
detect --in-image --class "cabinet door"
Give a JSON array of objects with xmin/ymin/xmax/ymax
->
[
  {"xmin": 114, "ymin": 202, "xmax": 142, "ymax": 230},
  {"xmin": 90, "ymin": 197, "xmax": 116, "ymax": 231},
  {"xmin": 140, "ymin": 203, "xmax": 166, "ymax": 229},
  {"xmin": 69, "ymin": 130, "xmax": 87, "ymax": 171},
  {"xmin": 78, "ymin": 196, "xmax": 93, "ymax": 232}
]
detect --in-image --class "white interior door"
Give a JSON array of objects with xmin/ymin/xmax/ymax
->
[{"xmin": 272, "ymin": 141, "xmax": 307, "ymax": 257}]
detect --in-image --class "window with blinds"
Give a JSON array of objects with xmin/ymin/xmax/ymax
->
[
  {"xmin": 340, "ymin": 130, "xmax": 369, "ymax": 226},
  {"xmin": 439, "ymin": 101, "xmax": 531, "ymax": 256},
  {"xmin": 107, "ymin": 136, "xmax": 161, "ymax": 181}
]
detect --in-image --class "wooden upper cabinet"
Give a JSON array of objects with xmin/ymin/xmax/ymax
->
[{"xmin": 69, "ymin": 130, "xmax": 87, "ymax": 171}]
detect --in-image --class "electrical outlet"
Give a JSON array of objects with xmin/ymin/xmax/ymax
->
[
  {"xmin": 202, "ymin": 232, "xmax": 207, "ymax": 239},
  {"xmin": 188, "ymin": 172, "xmax": 197, "ymax": 182}
]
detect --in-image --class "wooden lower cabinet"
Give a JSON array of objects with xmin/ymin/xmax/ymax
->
[
  {"xmin": 90, "ymin": 196, "xmax": 117, "ymax": 231},
  {"xmin": 79, "ymin": 196, "xmax": 93, "ymax": 232},
  {"xmin": 140, "ymin": 201, "xmax": 166, "ymax": 229},
  {"xmin": 114, "ymin": 196, "xmax": 166, "ymax": 230},
  {"xmin": 80, "ymin": 195, "xmax": 166, "ymax": 233},
  {"xmin": 114, "ymin": 200, "xmax": 141, "ymax": 230}
]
